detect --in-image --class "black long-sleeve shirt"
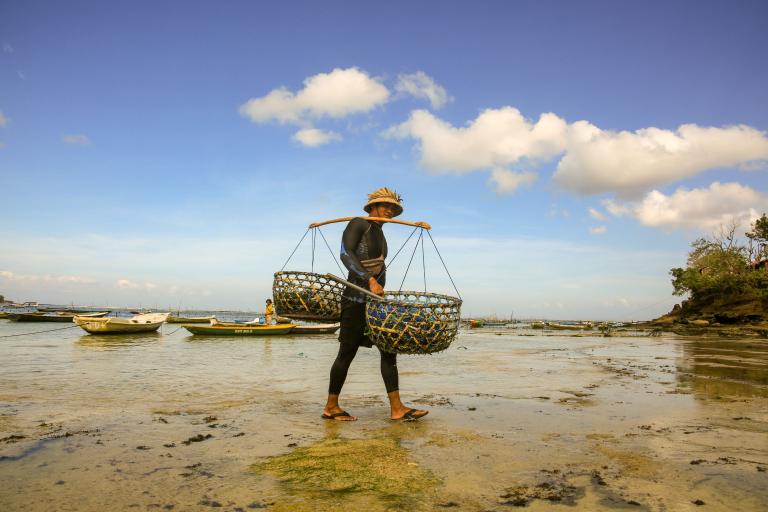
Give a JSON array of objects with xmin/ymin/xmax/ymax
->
[{"xmin": 340, "ymin": 218, "xmax": 387, "ymax": 302}]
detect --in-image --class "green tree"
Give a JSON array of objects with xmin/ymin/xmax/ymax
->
[
  {"xmin": 746, "ymin": 213, "xmax": 768, "ymax": 260},
  {"xmin": 669, "ymin": 220, "xmax": 762, "ymax": 298}
]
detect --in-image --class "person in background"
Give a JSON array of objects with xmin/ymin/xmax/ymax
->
[
  {"xmin": 265, "ymin": 299, "xmax": 275, "ymax": 325},
  {"xmin": 321, "ymin": 187, "xmax": 429, "ymax": 422}
]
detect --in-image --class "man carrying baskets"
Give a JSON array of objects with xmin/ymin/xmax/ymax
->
[{"xmin": 322, "ymin": 188, "xmax": 429, "ymax": 422}]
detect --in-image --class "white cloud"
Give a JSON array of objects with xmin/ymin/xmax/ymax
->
[
  {"xmin": 555, "ymin": 122, "xmax": 768, "ymax": 197},
  {"xmin": 0, "ymin": 270, "xmax": 96, "ymax": 285},
  {"xmin": 601, "ymin": 181, "xmax": 767, "ymax": 232},
  {"xmin": 488, "ymin": 168, "xmax": 536, "ymax": 195},
  {"xmin": 63, "ymin": 134, "xmax": 91, "ymax": 145},
  {"xmin": 588, "ymin": 208, "xmax": 607, "ymax": 221},
  {"xmin": 602, "ymin": 199, "xmax": 631, "ymax": 217},
  {"xmin": 631, "ymin": 182, "xmax": 767, "ymax": 231},
  {"xmin": 386, "ymin": 107, "xmax": 768, "ymax": 197},
  {"xmin": 0, "ymin": 111, "xmax": 8, "ymax": 127},
  {"xmin": 385, "ymin": 107, "xmax": 567, "ymax": 173},
  {"xmin": 239, "ymin": 88, "xmax": 303, "ymax": 124},
  {"xmin": 395, "ymin": 71, "xmax": 452, "ymax": 109},
  {"xmin": 740, "ymin": 160, "xmax": 768, "ymax": 171},
  {"xmin": 589, "ymin": 226, "xmax": 607, "ymax": 235},
  {"xmin": 603, "ymin": 297, "xmax": 630, "ymax": 307},
  {"xmin": 117, "ymin": 279, "xmax": 157, "ymax": 290},
  {"xmin": 239, "ymin": 67, "xmax": 389, "ymax": 125},
  {"xmin": 292, "ymin": 127, "xmax": 342, "ymax": 147}
]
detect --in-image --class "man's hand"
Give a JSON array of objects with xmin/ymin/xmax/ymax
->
[{"xmin": 368, "ymin": 277, "xmax": 384, "ymax": 296}]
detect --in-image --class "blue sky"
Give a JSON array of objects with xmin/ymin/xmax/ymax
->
[{"xmin": 1, "ymin": 1, "xmax": 766, "ymax": 319}]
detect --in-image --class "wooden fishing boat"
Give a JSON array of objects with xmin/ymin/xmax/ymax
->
[
  {"xmin": 166, "ymin": 314, "xmax": 216, "ymax": 323},
  {"xmin": 74, "ymin": 313, "xmax": 169, "ymax": 334},
  {"xmin": 7, "ymin": 302, "xmax": 39, "ymax": 308},
  {"xmin": 291, "ymin": 323, "xmax": 340, "ymax": 335},
  {"xmin": 545, "ymin": 322, "xmax": 590, "ymax": 331},
  {"xmin": 9, "ymin": 311, "xmax": 108, "ymax": 322},
  {"xmin": 209, "ymin": 318, "xmax": 327, "ymax": 331},
  {"xmin": 182, "ymin": 324, "xmax": 296, "ymax": 336},
  {"xmin": 38, "ymin": 307, "xmax": 109, "ymax": 313},
  {"xmin": 8, "ymin": 311, "xmax": 72, "ymax": 322}
]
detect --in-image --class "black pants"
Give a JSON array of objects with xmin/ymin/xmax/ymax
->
[
  {"xmin": 329, "ymin": 300, "xmax": 398, "ymax": 394},
  {"xmin": 328, "ymin": 342, "xmax": 399, "ymax": 395}
]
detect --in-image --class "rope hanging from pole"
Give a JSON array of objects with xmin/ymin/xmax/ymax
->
[
  {"xmin": 426, "ymin": 230, "xmax": 462, "ymax": 300},
  {"xmin": 278, "ymin": 219, "xmax": 461, "ymax": 300},
  {"xmin": 388, "ymin": 226, "xmax": 419, "ymax": 269},
  {"xmin": 421, "ymin": 230, "xmax": 427, "ymax": 293},
  {"xmin": 399, "ymin": 228, "xmax": 424, "ymax": 292},
  {"xmin": 280, "ymin": 228, "xmax": 310, "ymax": 271},
  {"xmin": 311, "ymin": 228, "xmax": 316, "ymax": 273},
  {"xmin": 286, "ymin": 223, "xmax": 429, "ymax": 286},
  {"xmin": 316, "ymin": 227, "xmax": 346, "ymax": 276}
]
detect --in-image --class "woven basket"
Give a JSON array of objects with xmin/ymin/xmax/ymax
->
[
  {"xmin": 366, "ymin": 291, "xmax": 462, "ymax": 354},
  {"xmin": 272, "ymin": 271, "xmax": 345, "ymax": 322}
]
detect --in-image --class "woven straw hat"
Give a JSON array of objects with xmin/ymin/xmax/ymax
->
[{"xmin": 363, "ymin": 187, "xmax": 403, "ymax": 217}]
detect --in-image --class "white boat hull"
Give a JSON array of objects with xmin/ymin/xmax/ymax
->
[{"xmin": 74, "ymin": 313, "xmax": 168, "ymax": 334}]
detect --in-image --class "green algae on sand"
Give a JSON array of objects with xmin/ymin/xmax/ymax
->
[{"xmin": 251, "ymin": 436, "xmax": 439, "ymax": 504}]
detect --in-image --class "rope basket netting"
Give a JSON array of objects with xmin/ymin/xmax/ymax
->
[
  {"xmin": 272, "ymin": 271, "xmax": 345, "ymax": 322},
  {"xmin": 366, "ymin": 291, "xmax": 462, "ymax": 355}
]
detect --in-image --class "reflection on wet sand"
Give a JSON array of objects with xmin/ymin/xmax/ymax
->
[
  {"xmin": 182, "ymin": 335, "xmax": 280, "ymax": 365},
  {"xmin": 76, "ymin": 333, "xmax": 161, "ymax": 349},
  {"xmin": 677, "ymin": 339, "xmax": 768, "ymax": 398}
]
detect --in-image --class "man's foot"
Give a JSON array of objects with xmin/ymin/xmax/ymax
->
[
  {"xmin": 321, "ymin": 408, "xmax": 357, "ymax": 421},
  {"xmin": 391, "ymin": 408, "xmax": 428, "ymax": 421}
]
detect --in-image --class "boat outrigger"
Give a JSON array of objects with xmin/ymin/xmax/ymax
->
[
  {"xmin": 291, "ymin": 323, "xmax": 340, "ymax": 335},
  {"xmin": 166, "ymin": 314, "xmax": 216, "ymax": 323}
]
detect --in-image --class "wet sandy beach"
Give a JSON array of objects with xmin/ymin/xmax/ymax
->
[{"xmin": 1, "ymin": 321, "xmax": 766, "ymax": 511}]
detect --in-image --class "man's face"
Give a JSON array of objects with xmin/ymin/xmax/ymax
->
[{"xmin": 372, "ymin": 203, "xmax": 397, "ymax": 219}]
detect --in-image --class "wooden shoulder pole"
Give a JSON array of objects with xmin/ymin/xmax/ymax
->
[{"xmin": 309, "ymin": 217, "xmax": 431, "ymax": 230}]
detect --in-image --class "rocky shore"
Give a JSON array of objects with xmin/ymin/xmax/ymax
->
[{"xmin": 644, "ymin": 292, "xmax": 768, "ymax": 337}]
